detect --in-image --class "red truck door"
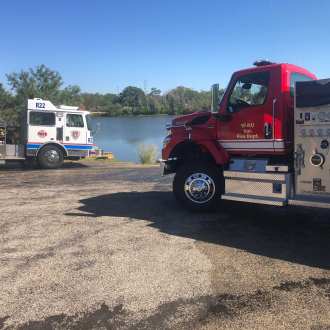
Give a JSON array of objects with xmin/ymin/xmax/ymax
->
[{"xmin": 217, "ymin": 67, "xmax": 277, "ymax": 154}]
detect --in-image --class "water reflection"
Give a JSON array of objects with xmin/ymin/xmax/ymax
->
[{"xmin": 91, "ymin": 116, "xmax": 174, "ymax": 163}]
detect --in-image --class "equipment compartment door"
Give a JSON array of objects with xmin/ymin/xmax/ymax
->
[{"xmin": 217, "ymin": 68, "xmax": 277, "ymax": 154}]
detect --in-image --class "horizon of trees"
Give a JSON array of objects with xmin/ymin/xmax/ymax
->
[
  {"xmin": 82, "ymin": 85, "xmax": 219, "ymax": 117},
  {"xmin": 0, "ymin": 65, "xmax": 226, "ymax": 126}
]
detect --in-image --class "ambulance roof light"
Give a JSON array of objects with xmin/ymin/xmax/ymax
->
[
  {"xmin": 56, "ymin": 105, "xmax": 79, "ymax": 110},
  {"xmin": 253, "ymin": 59, "xmax": 276, "ymax": 67}
]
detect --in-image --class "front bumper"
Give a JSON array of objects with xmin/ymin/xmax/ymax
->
[{"xmin": 159, "ymin": 158, "xmax": 179, "ymax": 176}]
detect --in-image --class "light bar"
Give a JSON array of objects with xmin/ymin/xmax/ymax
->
[{"xmin": 253, "ymin": 59, "xmax": 276, "ymax": 67}]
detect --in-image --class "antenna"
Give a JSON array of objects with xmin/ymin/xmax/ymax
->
[
  {"xmin": 303, "ymin": 23, "xmax": 307, "ymax": 68},
  {"xmin": 117, "ymin": 87, "xmax": 119, "ymax": 94},
  {"xmin": 271, "ymin": 0, "xmax": 275, "ymax": 62},
  {"xmin": 144, "ymin": 80, "xmax": 148, "ymax": 94}
]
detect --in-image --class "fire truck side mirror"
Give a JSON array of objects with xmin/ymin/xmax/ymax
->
[
  {"xmin": 211, "ymin": 84, "xmax": 219, "ymax": 112},
  {"xmin": 92, "ymin": 123, "xmax": 100, "ymax": 135}
]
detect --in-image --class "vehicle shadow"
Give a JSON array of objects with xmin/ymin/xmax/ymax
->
[
  {"xmin": 0, "ymin": 161, "xmax": 89, "ymax": 171},
  {"xmin": 67, "ymin": 191, "xmax": 330, "ymax": 270}
]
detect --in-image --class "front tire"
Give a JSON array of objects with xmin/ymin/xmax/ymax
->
[
  {"xmin": 173, "ymin": 161, "xmax": 223, "ymax": 212},
  {"xmin": 38, "ymin": 146, "xmax": 64, "ymax": 169}
]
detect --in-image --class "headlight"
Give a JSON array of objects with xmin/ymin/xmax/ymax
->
[{"xmin": 163, "ymin": 137, "xmax": 171, "ymax": 148}]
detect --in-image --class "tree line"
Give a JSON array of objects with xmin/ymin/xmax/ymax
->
[
  {"xmin": 1, "ymin": 65, "xmax": 226, "ymax": 126},
  {"xmin": 82, "ymin": 85, "xmax": 215, "ymax": 117}
]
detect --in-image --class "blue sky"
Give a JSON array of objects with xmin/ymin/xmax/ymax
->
[{"xmin": 1, "ymin": 0, "xmax": 330, "ymax": 95}]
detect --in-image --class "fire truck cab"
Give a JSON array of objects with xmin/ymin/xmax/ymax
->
[{"xmin": 216, "ymin": 60, "xmax": 316, "ymax": 155}]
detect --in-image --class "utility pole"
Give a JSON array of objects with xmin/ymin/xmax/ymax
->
[{"xmin": 144, "ymin": 80, "xmax": 148, "ymax": 95}]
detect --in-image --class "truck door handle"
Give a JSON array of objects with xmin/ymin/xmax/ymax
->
[{"xmin": 264, "ymin": 123, "xmax": 272, "ymax": 139}]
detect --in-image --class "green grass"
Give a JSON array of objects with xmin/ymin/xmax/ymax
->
[
  {"xmin": 135, "ymin": 142, "xmax": 160, "ymax": 164},
  {"xmin": 65, "ymin": 157, "xmax": 122, "ymax": 164}
]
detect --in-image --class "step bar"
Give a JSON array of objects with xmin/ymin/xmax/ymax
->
[
  {"xmin": 222, "ymin": 193, "xmax": 288, "ymax": 206},
  {"xmin": 222, "ymin": 170, "xmax": 292, "ymax": 206}
]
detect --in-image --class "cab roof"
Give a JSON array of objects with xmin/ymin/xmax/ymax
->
[
  {"xmin": 234, "ymin": 61, "xmax": 317, "ymax": 80},
  {"xmin": 25, "ymin": 99, "xmax": 89, "ymax": 114}
]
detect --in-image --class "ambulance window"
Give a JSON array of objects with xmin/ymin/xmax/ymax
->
[
  {"xmin": 227, "ymin": 71, "xmax": 270, "ymax": 113},
  {"xmin": 66, "ymin": 114, "xmax": 84, "ymax": 127},
  {"xmin": 289, "ymin": 72, "xmax": 314, "ymax": 98},
  {"xmin": 30, "ymin": 112, "xmax": 55, "ymax": 126}
]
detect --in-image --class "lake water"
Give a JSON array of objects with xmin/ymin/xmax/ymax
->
[{"xmin": 91, "ymin": 116, "xmax": 174, "ymax": 163}]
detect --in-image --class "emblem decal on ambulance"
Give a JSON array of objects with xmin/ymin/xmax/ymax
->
[
  {"xmin": 71, "ymin": 131, "xmax": 80, "ymax": 140},
  {"xmin": 38, "ymin": 130, "xmax": 47, "ymax": 138}
]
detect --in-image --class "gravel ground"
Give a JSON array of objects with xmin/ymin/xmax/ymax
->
[{"xmin": 1, "ymin": 161, "xmax": 330, "ymax": 330}]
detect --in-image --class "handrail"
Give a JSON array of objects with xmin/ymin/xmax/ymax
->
[{"xmin": 273, "ymin": 99, "xmax": 277, "ymax": 141}]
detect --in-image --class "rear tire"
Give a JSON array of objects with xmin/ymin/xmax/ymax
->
[
  {"xmin": 38, "ymin": 146, "xmax": 64, "ymax": 169},
  {"xmin": 173, "ymin": 161, "xmax": 223, "ymax": 212}
]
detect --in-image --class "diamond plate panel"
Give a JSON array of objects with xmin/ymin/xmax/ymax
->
[
  {"xmin": 224, "ymin": 171, "xmax": 289, "ymax": 182},
  {"xmin": 222, "ymin": 193, "xmax": 288, "ymax": 206},
  {"xmin": 289, "ymin": 196, "xmax": 330, "ymax": 208},
  {"xmin": 225, "ymin": 179, "xmax": 287, "ymax": 198},
  {"xmin": 223, "ymin": 171, "xmax": 292, "ymax": 203}
]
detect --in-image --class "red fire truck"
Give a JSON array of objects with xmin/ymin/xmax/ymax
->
[{"xmin": 161, "ymin": 60, "xmax": 330, "ymax": 211}]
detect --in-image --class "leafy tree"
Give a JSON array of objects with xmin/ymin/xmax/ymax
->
[
  {"xmin": 120, "ymin": 86, "xmax": 147, "ymax": 108},
  {"xmin": 59, "ymin": 85, "xmax": 83, "ymax": 106},
  {"xmin": 82, "ymin": 93, "xmax": 98, "ymax": 110},
  {"xmin": 5, "ymin": 64, "xmax": 83, "ymax": 106},
  {"xmin": 101, "ymin": 93, "xmax": 118, "ymax": 108},
  {"xmin": 119, "ymin": 86, "xmax": 147, "ymax": 116},
  {"xmin": 104, "ymin": 103, "xmax": 123, "ymax": 117},
  {"xmin": 149, "ymin": 87, "xmax": 161, "ymax": 96},
  {"xmin": 0, "ymin": 84, "xmax": 18, "ymax": 124},
  {"xmin": 0, "ymin": 84, "xmax": 21, "ymax": 142},
  {"xmin": 6, "ymin": 64, "xmax": 64, "ymax": 104}
]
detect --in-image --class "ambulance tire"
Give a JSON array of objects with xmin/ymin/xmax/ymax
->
[
  {"xmin": 38, "ymin": 146, "xmax": 64, "ymax": 169},
  {"xmin": 173, "ymin": 161, "xmax": 223, "ymax": 212}
]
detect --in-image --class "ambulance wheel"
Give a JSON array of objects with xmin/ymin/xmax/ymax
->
[
  {"xmin": 173, "ymin": 161, "xmax": 223, "ymax": 212},
  {"xmin": 38, "ymin": 146, "xmax": 64, "ymax": 169}
]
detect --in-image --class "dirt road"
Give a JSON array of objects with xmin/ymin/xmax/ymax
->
[{"xmin": 1, "ymin": 162, "xmax": 330, "ymax": 329}]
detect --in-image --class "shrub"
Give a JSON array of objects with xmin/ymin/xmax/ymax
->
[{"xmin": 135, "ymin": 142, "xmax": 159, "ymax": 164}]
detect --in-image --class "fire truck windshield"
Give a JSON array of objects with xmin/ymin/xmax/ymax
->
[
  {"xmin": 219, "ymin": 74, "xmax": 233, "ymax": 109},
  {"xmin": 86, "ymin": 114, "xmax": 93, "ymax": 130}
]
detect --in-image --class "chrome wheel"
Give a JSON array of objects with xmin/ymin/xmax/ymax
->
[
  {"xmin": 185, "ymin": 173, "xmax": 215, "ymax": 203},
  {"xmin": 44, "ymin": 150, "xmax": 60, "ymax": 165},
  {"xmin": 38, "ymin": 146, "xmax": 64, "ymax": 169}
]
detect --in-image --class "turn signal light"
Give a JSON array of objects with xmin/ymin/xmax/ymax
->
[{"xmin": 163, "ymin": 137, "xmax": 171, "ymax": 149}]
